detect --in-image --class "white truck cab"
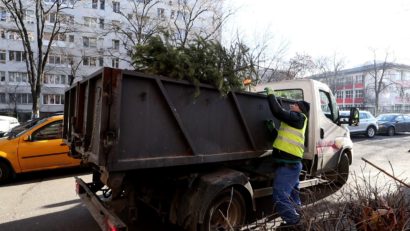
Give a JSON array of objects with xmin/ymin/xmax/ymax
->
[{"xmin": 255, "ymin": 79, "xmax": 358, "ymax": 183}]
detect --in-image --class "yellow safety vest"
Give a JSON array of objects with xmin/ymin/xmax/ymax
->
[{"xmin": 272, "ymin": 114, "xmax": 307, "ymax": 158}]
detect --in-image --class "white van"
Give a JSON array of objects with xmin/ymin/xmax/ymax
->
[{"xmin": 0, "ymin": 116, "xmax": 20, "ymax": 134}]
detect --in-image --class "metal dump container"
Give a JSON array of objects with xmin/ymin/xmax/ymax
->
[{"xmin": 64, "ymin": 68, "xmax": 273, "ymax": 172}]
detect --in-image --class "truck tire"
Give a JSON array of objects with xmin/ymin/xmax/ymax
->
[
  {"xmin": 366, "ymin": 126, "xmax": 376, "ymax": 138},
  {"xmin": 324, "ymin": 152, "xmax": 349, "ymax": 186},
  {"xmin": 199, "ymin": 188, "xmax": 246, "ymax": 231},
  {"xmin": 0, "ymin": 161, "xmax": 12, "ymax": 183},
  {"xmin": 335, "ymin": 152, "xmax": 349, "ymax": 186}
]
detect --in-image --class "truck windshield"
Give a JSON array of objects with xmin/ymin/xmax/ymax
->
[{"xmin": 273, "ymin": 89, "xmax": 304, "ymax": 101}]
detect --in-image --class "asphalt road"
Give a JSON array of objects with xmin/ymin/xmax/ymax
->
[
  {"xmin": 0, "ymin": 168, "xmax": 100, "ymax": 231},
  {"xmin": 1, "ymin": 133, "xmax": 410, "ymax": 231}
]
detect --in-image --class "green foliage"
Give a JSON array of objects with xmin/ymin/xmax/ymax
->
[{"xmin": 132, "ymin": 36, "xmax": 254, "ymax": 96}]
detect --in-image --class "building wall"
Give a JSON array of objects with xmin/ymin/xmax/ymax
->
[
  {"xmin": 311, "ymin": 64, "xmax": 410, "ymax": 115},
  {"xmin": 0, "ymin": 0, "xmax": 221, "ymax": 121}
]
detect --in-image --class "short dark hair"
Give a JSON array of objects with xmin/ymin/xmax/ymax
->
[{"xmin": 296, "ymin": 100, "xmax": 310, "ymax": 114}]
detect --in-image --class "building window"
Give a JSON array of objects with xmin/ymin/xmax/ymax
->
[
  {"xmin": 44, "ymin": 74, "xmax": 67, "ymax": 85},
  {"xmin": 157, "ymin": 8, "xmax": 165, "ymax": 19},
  {"xmin": 8, "ymin": 31, "xmax": 21, "ymax": 40},
  {"xmin": 113, "ymin": 2, "xmax": 120, "ymax": 13},
  {"xmin": 83, "ymin": 37, "xmax": 97, "ymax": 48},
  {"xmin": 170, "ymin": 10, "xmax": 175, "ymax": 19},
  {"xmin": 99, "ymin": 57, "xmax": 104, "ymax": 66},
  {"xmin": 48, "ymin": 55, "xmax": 63, "ymax": 65},
  {"xmin": 84, "ymin": 17, "xmax": 98, "ymax": 27},
  {"xmin": 355, "ymin": 75, "xmax": 363, "ymax": 84},
  {"xmin": 69, "ymin": 35, "xmax": 74, "ymax": 42},
  {"xmin": 1, "ymin": 7, "xmax": 7, "ymax": 21},
  {"xmin": 0, "ymin": 29, "xmax": 5, "ymax": 39},
  {"xmin": 0, "ymin": 71, "xmax": 5, "ymax": 82},
  {"xmin": 100, "ymin": 0, "xmax": 105, "ymax": 9},
  {"xmin": 9, "ymin": 93, "xmax": 32, "ymax": 104},
  {"xmin": 99, "ymin": 18, "xmax": 105, "ymax": 29},
  {"xmin": 9, "ymin": 51, "xmax": 26, "ymax": 62},
  {"xmin": 112, "ymin": 39, "xmax": 120, "ymax": 50},
  {"xmin": 112, "ymin": 58, "xmax": 119, "ymax": 68},
  {"xmin": 92, "ymin": 0, "xmax": 98, "ymax": 9},
  {"xmin": 83, "ymin": 56, "xmax": 97, "ymax": 66},
  {"xmin": 355, "ymin": 89, "xmax": 363, "ymax": 98},
  {"xmin": 55, "ymin": 33, "xmax": 67, "ymax": 41},
  {"xmin": 47, "ymin": 12, "xmax": 57, "ymax": 23},
  {"xmin": 9, "ymin": 72, "xmax": 28, "ymax": 83},
  {"xmin": 43, "ymin": 94, "xmax": 64, "ymax": 105},
  {"xmin": 336, "ymin": 91, "xmax": 343, "ymax": 99},
  {"xmin": 0, "ymin": 50, "xmax": 6, "ymax": 63},
  {"xmin": 337, "ymin": 78, "xmax": 344, "ymax": 86},
  {"xmin": 345, "ymin": 76, "xmax": 353, "ymax": 85},
  {"xmin": 345, "ymin": 90, "xmax": 353, "ymax": 98},
  {"xmin": 0, "ymin": 93, "xmax": 5, "ymax": 104},
  {"xmin": 111, "ymin": 20, "xmax": 120, "ymax": 30}
]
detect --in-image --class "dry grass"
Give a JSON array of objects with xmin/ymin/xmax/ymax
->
[{"xmin": 241, "ymin": 165, "xmax": 410, "ymax": 231}]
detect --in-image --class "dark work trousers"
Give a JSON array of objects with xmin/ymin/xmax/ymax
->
[{"xmin": 272, "ymin": 162, "xmax": 302, "ymax": 224}]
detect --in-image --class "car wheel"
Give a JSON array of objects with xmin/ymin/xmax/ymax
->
[
  {"xmin": 199, "ymin": 188, "xmax": 246, "ymax": 231},
  {"xmin": 387, "ymin": 127, "xmax": 395, "ymax": 136},
  {"xmin": 366, "ymin": 126, "xmax": 376, "ymax": 138},
  {"xmin": 0, "ymin": 161, "xmax": 12, "ymax": 183}
]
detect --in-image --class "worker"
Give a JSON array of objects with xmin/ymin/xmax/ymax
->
[{"xmin": 264, "ymin": 87, "xmax": 310, "ymax": 229}]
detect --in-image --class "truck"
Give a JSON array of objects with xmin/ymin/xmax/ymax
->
[{"xmin": 63, "ymin": 67, "xmax": 358, "ymax": 231}]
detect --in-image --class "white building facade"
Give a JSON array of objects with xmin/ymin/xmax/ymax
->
[
  {"xmin": 310, "ymin": 63, "xmax": 410, "ymax": 115},
  {"xmin": 0, "ymin": 0, "xmax": 222, "ymax": 121}
]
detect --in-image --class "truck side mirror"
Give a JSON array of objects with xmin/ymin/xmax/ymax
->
[{"xmin": 349, "ymin": 108, "xmax": 360, "ymax": 126}]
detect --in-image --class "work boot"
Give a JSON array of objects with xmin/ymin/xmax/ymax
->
[{"xmin": 275, "ymin": 222, "xmax": 303, "ymax": 231}]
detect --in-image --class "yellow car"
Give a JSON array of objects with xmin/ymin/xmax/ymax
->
[{"xmin": 0, "ymin": 115, "xmax": 80, "ymax": 183}]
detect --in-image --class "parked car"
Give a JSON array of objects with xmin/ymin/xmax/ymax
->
[
  {"xmin": 376, "ymin": 113, "xmax": 410, "ymax": 136},
  {"xmin": 0, "ymin": 115, "xmax": 81, "ymax": 183},
  {"xmin": 340, "ymin": 110, "xmax": 378, "ymax": 138},
  {"xmin": 0, "ymin": 116, "xmax": 20, "ymax": 137}
]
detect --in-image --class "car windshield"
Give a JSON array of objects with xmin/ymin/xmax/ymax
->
[
  {"xmin": 376, "ymin": 114, "xmax": 397, "ymax": 122},
  {"xmin": 7, "ymin": 118, "xmax": 48, "ymax": 138},
  {"xmin": 339, "ymin": 111, "xmax": 349, "ymax": 116}
]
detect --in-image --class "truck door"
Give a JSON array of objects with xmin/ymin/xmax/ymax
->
[{"xmin": 316, "ymin": 90, "xmax": 348, "ymax": 173}]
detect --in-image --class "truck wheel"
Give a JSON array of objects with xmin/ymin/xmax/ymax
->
[
  {"xmin": 325, "ymin": 152, "xmax": 349, "ymax": 186},
  {"xmin": 0, "ymin": 161, "xmax": 12, "ymax": 183},
  {"xmin": 199, "ymin": 188, "xmax": 246, "ymax": 231},
  {"xmin": 335, "ymin": 153, "xmax": 349, "ymax": 185},
  {"xmin": 366, "ymin": 126, "xmax": 376, "ymax": 138},
  {"xmin": 387, "ymin": 127, "xmax": 395, "ymax": 136}
]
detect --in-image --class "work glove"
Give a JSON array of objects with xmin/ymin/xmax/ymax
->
[
  {"xmin": 265, "ymin": 119, "xmax": 276, "ymax": 132},
  {"xmin": 264, "ymin": 87, "xmax": 274, "ymax": 95}
]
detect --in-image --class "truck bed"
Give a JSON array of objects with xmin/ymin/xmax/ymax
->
[{"xmin": 63, "ymin": 68, "xmax": 276, "ymax": 172}]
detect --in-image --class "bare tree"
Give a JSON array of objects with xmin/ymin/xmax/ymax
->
[
  {"xmin": 111, "ymin": 0, "xmax": 162, "ymax": 64},
  {"xmin": 281, "ymin": 53, "xmax": 316, "ymax": 80},
  {"xmin": 314, "ymin": 53, "xmax": 346, "ymax": 94},
  {"xmin": 171, "ymin": 0, "xmax": 231, "ymax": 48},
  {"xmin": 1, "ymin": 0, "xmax": 76, "ymax": 118},
  {"xmin": 364, "ymin": 48, "xmax": 396, "ymax": 115}
]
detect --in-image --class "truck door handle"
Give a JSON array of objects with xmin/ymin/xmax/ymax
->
[
  {"xmin": 320, "ymin": 128, "xmax": 324, "ymax": 139},
  {"xmin": 60, "ymin": 143, "xmax": 67, "ymax": 146}
]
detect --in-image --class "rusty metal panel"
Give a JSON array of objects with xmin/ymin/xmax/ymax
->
[{"xmin": 65, "ymin": 68, "xmax": 274, "ymax": 172}]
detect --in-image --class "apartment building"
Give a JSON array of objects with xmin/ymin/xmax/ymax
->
[
  {"xmin": 309, "ymin": 63, "xmax": 410, "ymax": 115},
  {"xmin": 0, "ymin": 0, "xmax": 222, "ymax": 121}
]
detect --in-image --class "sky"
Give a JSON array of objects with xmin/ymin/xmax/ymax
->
[{"xmin": 223, "ymin": 0, "xmax": 410, "ymax": 69}]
